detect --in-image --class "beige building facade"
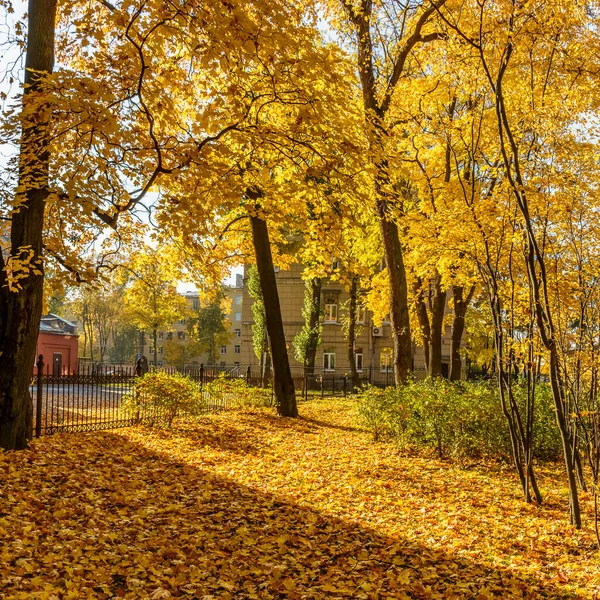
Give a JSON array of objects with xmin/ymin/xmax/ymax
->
[{"xmin": 239, "ymin": 263, "xmax": 459, "ymax": 381}]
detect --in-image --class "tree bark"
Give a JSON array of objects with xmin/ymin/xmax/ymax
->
[
  {"xmin": 346, "ymin": 276, "xmax": 360, "ymax": 388},
  {"xmin": 153, "ymin": 327, "xmax": 158, "ymax": 369},
  {"xmin": 378, "ymin": 201, "xmax": 412, "ymax": 383},
  {"xmin": 413, "ymin": 278, "xmax": 431, "ymax": 373},
  {"xmin": 0, "ymin": 0, "xmax": 57, "ymax": 450},
  {"xmin": 249, "ymin": 212, "xmax": 297, "ymax": 417},
  {"xmin": 450, "ymin": 285, "xmax": 475, "ymax": 381},
  {"xmin": 429, "ymin": 274, "xmax": 446, "ymax": 378}
]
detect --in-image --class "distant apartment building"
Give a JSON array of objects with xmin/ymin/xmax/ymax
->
[
  {"xmin": 141, "ymin": 276, "xmax": 244, "ymax": 367},
  {"xmin": 239, "ymin": 263, "xmax": 459, "ymax": 380}
]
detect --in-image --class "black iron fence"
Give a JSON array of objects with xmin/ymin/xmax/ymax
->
[
  {"xmin": 33, "ymin": 359, "xmax": 396, "ymax": 437},
  {"xmin": 32, "ymin": 360, "xmax": 257, "ymax": 436}
]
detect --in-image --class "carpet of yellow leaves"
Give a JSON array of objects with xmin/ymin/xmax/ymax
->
[{"xmin": 1, "ymin": 399, "xmax": 599, "ymax": 599}]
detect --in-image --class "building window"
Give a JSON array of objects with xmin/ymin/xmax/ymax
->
[
  {"xmin": 235, "ymin": 328, "xmax": 241, "ymax": 337},
  {"xmin": 331, "ymin": 256, "xmax": 340, "ymax": 271},
  {"xmin": 166, "ymin": 332, "xmax": 172, "ymax": 340},
  {"xmin": 355, "ymin": 349, "xmax": 363, "ymax": 372},
  {"xmin": 324, "ymin": 350, "xmax": 336, "ymax": 371},
  {"xmin": 178, "ymin": 331, "xmax": 185, "ymax": 340},
  {"xmin": 220, "ymin": 361, "xmax": 226, "ymax": 367},
  {"xmin": 234, "ymin": 361, "xmax": 240, "ymax": 367},
  {"xmin": 158, "ymin": 346, "xmax": 163, "ymax": 354},
  {"xmin": 220, "ymin": 345, "xmax": 227, "ymax": 355},
  {"xmin": 193, "ymin": 299, "xmax": 200, "ymax": 310},
  {"xmin": 357, "ymin": 305, "xmax": 366, "ymax": 324},
  {"xmin": 158, "ymin": 332, "xmax": 164, "ymax": 340},
  {"xmin": 235, "ymin": 312, "xmax": 241, "ymax": 321},
  {"xmin": 324, "ymin": 302, "xmax": 338, "ymax": 323},
  {"xmin": 178, "ymin": 319, "xmax": 186, "ymax": 325},
  {"xmin": 380, "ymin": 347, "xmax": 393, "ymax": 372},
  {"xmin": 234, "ymin": 345, "xmax": 241, "ymax": 354},
  {"xmin": 235, "ymin": 296, "xmax": 242, "ymax": 305}
]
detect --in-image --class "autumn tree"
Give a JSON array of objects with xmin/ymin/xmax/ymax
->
[
  {"xmin": 0, "ymin": 0, "xmax": 57, "ymax": 450},
  {"xmin": 163, "ymin": 338, "xmax": 204, "ymax": 371},
  {"xmin": 188, "ymin": 294, "xmax": 232, "ymax": 365},
  {"xmin": 1, "ymin": 0, "xmax": 349, "ymax": 445},
  {"xmin": 151, "ymin": 7, "xmax": 365, "ymax": 418},
  {"xmin": 323, "ymin": 0, "xmax": 448, "ymax": 383},
  {"xmin": 122, "ymin": 248, "xmax": 187, "ymax": 369}
]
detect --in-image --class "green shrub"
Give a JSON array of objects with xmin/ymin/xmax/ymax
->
[
  {"xmin": 512, "ymin": 384, "xmax": 563, "ymax": 461},
  {"xmin": 204, "ymin": 373, "xmax": 272, "ymax": 409},
  {"xmin": 357, "ymin": 379, "xmax": 562, "ymax": 461},
  {"xmin": 121, "ymin": 372, "xmax": 205, "ymax": 426}
]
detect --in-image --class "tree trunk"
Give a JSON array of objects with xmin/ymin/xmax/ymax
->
[
  {"xmin": 0, "ymin": 0, "xmax": 57, "ymax": 450},
  {"xmin": 490, "ymin": 32, "xmax": 580, "ymax": 526},
  {"xmin": 249, "ymin": 212, "xmax": 297, "ymax": 417},
  {"xmin": 450, "ymin": 285, "xmax": 475, "ymax": 381},
  {"xmin": 413, "ymin": 278, "xmax": 431, "ymax": 373},
  {"xmin": 153, "ymin": 328, "xmax": 158, "ymax": 369},
  {"xmin": 429, "ymin": 274, "xmax": 446, "ymax": 378},
  {"xmin": 87, "ymin": 318, "xmax": 95, "ymax": 362},
  {"xmin": 346, "ymin": 276, "xmax": 360, "ymax": 388},
  {"xmin": 378, "ymin": 199, "xmax": 412, "ymax": 383},
  {"xmin": 304, "ymin": 278, "xmax": 321, "ymax": 375}
]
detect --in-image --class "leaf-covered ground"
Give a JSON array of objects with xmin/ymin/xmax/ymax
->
[{"xmin": 1, "ymin": 399, "xmax": 599, "ymax": 599}]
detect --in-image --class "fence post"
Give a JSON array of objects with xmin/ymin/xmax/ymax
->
[
  {"xmin": 343, "ymin": 376, "xmax": 347, "ymax": 398},
  {"xmin": 35, "ymin": 354, "xmax": 44, "ymax": 437},
  {"xmin": 246, "ymin": 365, "xmax": 251, "ymax": 385},
  {"xmin": 321, "ymin": 375, "xmax": 324, "ymax": 399},
  {"xmin": 199, "ymin": 364, "xmax": 204, "ymax": 392}
]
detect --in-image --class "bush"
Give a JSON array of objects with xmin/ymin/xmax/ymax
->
[
  {"xmin": 204, "ymin": 373, "xmax": 272, "ymax": 409},
  {"xmin": 357, "ymin": 379, "xmax": 562, "ymax": 461},
  {"xmin": 121, "ymin": 372, "xmax": 205, "ymax": 426}
]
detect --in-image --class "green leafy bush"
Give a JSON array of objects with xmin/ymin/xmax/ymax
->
[
  {"xmin": 357, "ymin": 379, "xmax": 562, "ymax": 461},
  {"xmin": 121, "ymin": 372, "xmax": 205, "ymax": 426},
  {"xmin": 204, "ymin": 373, "xmax": 272, "ymax": 409}
]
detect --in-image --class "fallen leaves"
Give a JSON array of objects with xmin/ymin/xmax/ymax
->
[{"xmin": 1, "ymin": 399, "xmax": 599, "ymax": 598}]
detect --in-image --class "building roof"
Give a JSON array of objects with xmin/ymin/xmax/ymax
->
[{"xmin": 39, "ymin": 314, "xmax": 78, "ymax": 336}]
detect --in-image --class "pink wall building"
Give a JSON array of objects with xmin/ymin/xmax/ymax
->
[{"xmin": 35, "ymin": 315, "xmax": 79, "ymax": 375}]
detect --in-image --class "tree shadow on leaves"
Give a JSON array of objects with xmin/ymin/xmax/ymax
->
[{"xmin": 1, "ymin": 431, "xmax": 573, "ymax": 599}]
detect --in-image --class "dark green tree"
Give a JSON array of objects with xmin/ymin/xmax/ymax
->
[{"xmin": 293, "ymin": 278, "xmax": 322, "ymax": 375}]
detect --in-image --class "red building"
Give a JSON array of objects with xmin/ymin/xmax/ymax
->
[{"xmin": 35, "ymin": 314, "xmax": 79, "ymax": 375}]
